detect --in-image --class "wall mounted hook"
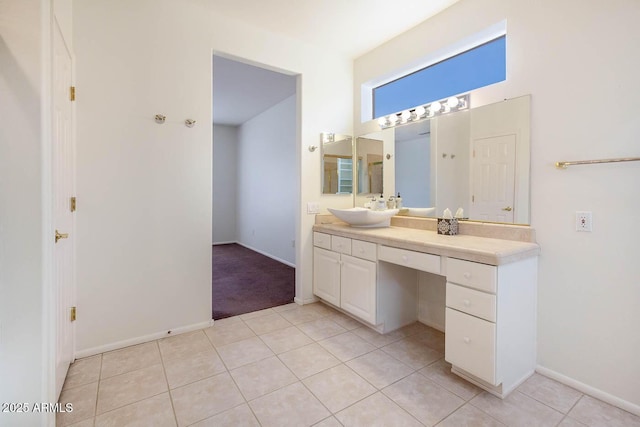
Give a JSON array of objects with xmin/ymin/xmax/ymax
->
[
  {"xmin": 308, "ymin": 145, "xmax": 318, "ymax": 152},
  {"xmin": 185, "ymin": 119, "xmax": 196, "ymax": 128},
  {"xmin": 155, "ymin": 114, "xmax": 166, "ymax": 124},
  {"xmin": 386, "ymin": 153, "xmax": 393, "ymax": 160}
]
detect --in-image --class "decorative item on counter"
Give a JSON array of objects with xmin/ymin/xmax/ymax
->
[
  {"xmin": 376, "ymin": 194, "xmax": 387, "ymax": 210},
  {"xmin": 454, "ymin": 207, "xmax": 465, "ymax": 219},
  {"xmin": 387, "ymin": 195, "xmax": 396, "ymax": 209},
  {"xmin": 437, "ymin": 208, "xmax": 459, "ymax": 235},
  {"xmin": 395, "ymin": 193, "xmax": 403, "ymax": 209}
]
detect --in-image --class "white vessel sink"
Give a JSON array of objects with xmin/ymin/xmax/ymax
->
[{"xmin": 327, "ymin": 207, "xmax": 399, "ymax": 227}]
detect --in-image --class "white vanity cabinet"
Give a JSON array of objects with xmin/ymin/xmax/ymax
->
[
  {"xmin": 313, "ymin": 232, "xmax": 377, "ymax": 324},
  {"xmin": 444, "ymin": 256, "xmax": 538, "ymax": 397},
  {"xmin": 312, "ymin": 223, "xmax": 539, "ymax": 398}
]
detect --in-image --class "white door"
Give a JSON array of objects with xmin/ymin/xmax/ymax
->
[
  {"xmin": 53, "ymin": 20, "xmax": 75, "ymax": 399},
  {"xmin": 340, "ymin": 255, "xmax": 376, "ymax": 325},
  {"xmin": 470, "ymin": 135, "xmax": 516, "ymax": 222},
  {"xmin": 313, "ymin": 247, "xmax": 341, "ymax": 306}
]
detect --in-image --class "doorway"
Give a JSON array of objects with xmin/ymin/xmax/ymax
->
[{"xmin": 212, "ymin": 55, "xmax": 298, "ymax": 319}]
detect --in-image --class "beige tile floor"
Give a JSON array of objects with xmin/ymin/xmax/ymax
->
[{"xmin": 58, "ymin": 302, "xmax": 640, "ymax": 427}]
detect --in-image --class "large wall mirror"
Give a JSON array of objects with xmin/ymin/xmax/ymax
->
[
  {"xmin": 321, "ymin": 133, "xmax": 354, "ymax": 195},
  {"xmin": 355, "ymin": 95, "xmax": 531, "ymax": 224}
]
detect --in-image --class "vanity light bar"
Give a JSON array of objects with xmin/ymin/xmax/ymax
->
[{"xmin": 377, "ymin": 94, "xmax": 470, "ymax": 129}]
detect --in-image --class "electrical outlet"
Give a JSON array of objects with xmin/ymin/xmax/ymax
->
[{"xmin": 576, "ymin": 211, "xmax": 592, "ymax": 232}]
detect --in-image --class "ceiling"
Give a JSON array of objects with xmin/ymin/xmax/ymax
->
[
  {"xmin": 212, "ymin": 0, "xmax": 460, "ymax": 126},
  {"xmin": 210, "ymin": 0, "xmax": 460, "ymax": 59},
  {"xmin": 213, "ymin": 56, "xmax": 296, "ymax": 126}
]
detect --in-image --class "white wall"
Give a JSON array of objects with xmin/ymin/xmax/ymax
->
[
  {"xmin": 354, "ymin": 0, "xmax": 640, "ymax": 413},
  {"xmin": 212, "ymin": 124, "xmax": 238, "ymax": 244},
  {"xmin": 73, "ymin": 0, "xmax": 214, "ymax": 354},
  {"xmin": 0, "ymin": 0, "xmax": 45, "ymax": 422},
  {"xmin": 72, "ymin": 0, "xmax": 353, "ymax": 354},
  {"xmin": 236, "ymin": 95, "xmax": 296, "ymax": 265}
]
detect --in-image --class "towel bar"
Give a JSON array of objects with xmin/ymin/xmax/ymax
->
[{"xmin": 555, "ymin": 157, "xmax": 640, "ymax": 169}]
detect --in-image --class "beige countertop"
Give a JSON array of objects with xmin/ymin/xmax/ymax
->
[{"xmin": 313, "ymin": 223, "xmax": 540, "ymax": 266}]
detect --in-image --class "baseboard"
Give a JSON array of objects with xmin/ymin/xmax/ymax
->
[
  {"xmin": 74, "ymin": 319, "xmax": 214, "ymax": 359},
  {"xmin": 536, "ymin": 365, "xmax": 640, "ymax": 416},
  {"xmin": 295, "ymin": 296, "xmax": 318, "ymax": 305},
  {"xmin": 417, "ymin": 316, "xmax": 445, "ymax": 333},
  {"xmin": 213, "ymin": 241, "xmax": 236, "ymax": 245},
  {"xmin": 236, "ymin": 242, "xmax": 296, "ymax": 268}
]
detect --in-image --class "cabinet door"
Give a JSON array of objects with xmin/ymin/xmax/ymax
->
[
  {"xmin": 445, "ymin": 307, "xmax": 497, "ymax": 385},
  {"xmin": 313, "ymin": 247, "xmax": 341, "ymax": 306},
  {"xmin": 340, "ymin": 254, "xmax": 377, "ymax": 324}
]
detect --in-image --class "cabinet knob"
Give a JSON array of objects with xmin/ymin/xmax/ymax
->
[
  {"xmin": 463, "ymin": 337, "xmax": 470, "ymax": 344},
  {"xmin": 463, "ymin": 272, "xmax": 471, "ymax": 279}
]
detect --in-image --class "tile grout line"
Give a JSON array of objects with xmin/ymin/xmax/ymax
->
[{"xmin": 157, "ymin": 339, "xmax": 180, "ymax": 427}]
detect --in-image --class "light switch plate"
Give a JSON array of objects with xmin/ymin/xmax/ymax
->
[{"xmin": 307, "ymin": 202, "xmax": 320, "ymax": 214}]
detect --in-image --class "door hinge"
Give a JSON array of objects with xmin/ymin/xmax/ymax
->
[
  {"xmin": 70, "ymin": 196, "xmax": 77, "ymax": 212},
  {"xmin": 70, "ymin": 86, "xmax": 76, "ymax": 101},
  {"xmin": 70, "ymin": 306, "xmax": 77, "ymax": 322},
  {"xmin": 472, "ymin": 195, "xmax": 475, "ymax": 203}
]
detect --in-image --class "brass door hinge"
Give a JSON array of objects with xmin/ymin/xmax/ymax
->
[
  {"xmin": 70, "ymin": 196, "xmax": 77, "ymax": 212},
  {"xmin": 70, "ymin": 86, "xmax": 76, "ymax": 101},
  {"xmin": 70, "ymin": 306, "xmax": 77, "ymax": 322}
]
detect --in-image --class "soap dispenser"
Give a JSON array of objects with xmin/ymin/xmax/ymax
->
[
  {"xmin": 387, "ymin": 195, "xmax": 396, "ymax": 209},
  {"xmin": 395, "ymin": 192, "xmax": 403, "ymax": 209},
  {"xmin": 370, "ymin": 195, "xmax": 377, "ymax": 210},
  {"xmin": 377, "ymin": 194, "xmax": 387, "ymax": 210}
]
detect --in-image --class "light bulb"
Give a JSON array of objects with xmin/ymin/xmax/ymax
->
[
  {"xmin": 388, "ymin": 114, "xmax": 398, "ymax": 125},
  {"xmin": 400, "ymin": 110, "xmax": 411, "ymax": 122},
  {"xmin": 414, "ymin": 106, "xmax": 426, "ymax": 117},
  {"xmin": 447, "ymin": 96, "xmax": 460, "ymax": 108},
  {"xmin": 378, "ymin": 117, "xmax": 387, "ymax": 127},
  {"xmin": 431, "ymin": 101, "xmax": 442, "ymax": 113}
]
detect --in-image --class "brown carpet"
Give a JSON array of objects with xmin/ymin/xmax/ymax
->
[{"xmin": 212, "ymin": 244, "xmax": 295, "ymax": 320}]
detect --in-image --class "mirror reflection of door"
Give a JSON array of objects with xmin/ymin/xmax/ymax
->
[
  {"xmin": 321, "ymin": 135, "xmax": 353, "ymax": 195},
  {"xmin": 470, "ymin": 134, "xmax": 516, "ymax": 222},
  {"xmin": 356, "ymin": 136, "xmax": 383, "ymax": 195},
  {"xmin": 323, "ymin": 155, "xmax": 353, "ymax": 194},
  {"xmin": 368, "ymin": 157, "xmax": 383, "ymax": 194}
]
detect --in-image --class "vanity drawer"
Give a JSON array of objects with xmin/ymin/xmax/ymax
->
[
  {"xmin": 378, "ymin": 245, "xmax": 440, "ymax": 274},
  {"xmin": 331, "ymin": 235, "xmax": 352, "ymax": 255},
  {"xmin": 447, "ymin": 258, "xmax": 497, "ymax": 293},
  {"xmin": 313, "ymin": 232, "xmax": 332, "ymax": 250},
  {"xmin": 446, "ymin": 283, "xmax": 496, "ymax": 322},
  {"xmin": 351, "ymin": 239, "xmax": 377, "ymax": 262},
  {"xmin": 445, "ymin": 307, "xmax": 497, "ymax": 385}
]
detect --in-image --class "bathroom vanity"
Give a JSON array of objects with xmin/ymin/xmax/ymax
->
[{"xmin": 312, "ymin": 216, "xmax": 539, "ymax": 398}]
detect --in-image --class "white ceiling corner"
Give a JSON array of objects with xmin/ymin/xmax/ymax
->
[{"xmin": 211, "ymin": 0, "xmax": 461, "ymax": 126}]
